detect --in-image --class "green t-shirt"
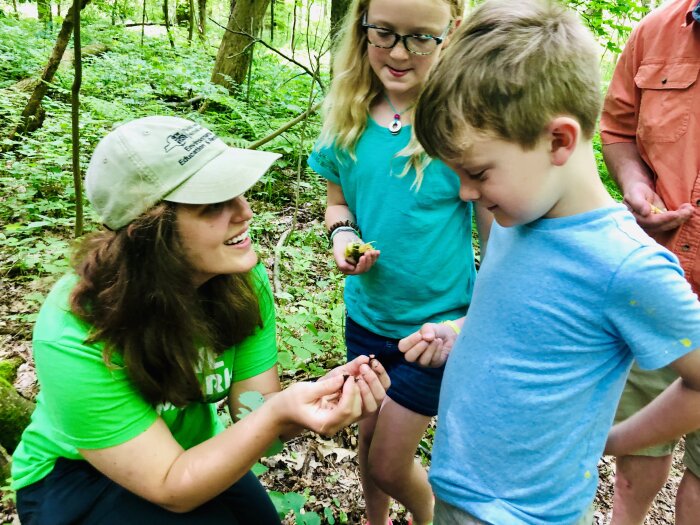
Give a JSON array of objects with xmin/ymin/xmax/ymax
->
[{"xmin": 11, "ymin": 263, "xmax": 277, "ymax": 490}]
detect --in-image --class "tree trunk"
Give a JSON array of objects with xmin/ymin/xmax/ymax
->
[
  {"xmin": 269, "ymin": 0, "xmax": 274, "ymax": 41},
  {"xmin": 5, "ymin": 0, "xmax": 91, "ymax": 146},
  {"xmin": 37, "ymin": 0, "xmax": 52, "ymax": 26},
  {"xmin": 187, "ymin": 0, "xmax": 194, "ymax": 42},
  {"xmin": 140, "ymin": 0, "xmax": 146, "ymax": 46},
  {"xmin": 291, "ymin": 0, "xmax": 297, "ymax": 56},
  {"xmin": 0, "ymin": 444, "xmax": 10, "ymax": 486},
  {"xmin": 197, "ymin": 0, "xmax": 206, "ymax": 37},
  {"xmin": 0, "ymin": 379, "xmax": 35, "ymax": 454},
  {"xmin": 163, "ymin": 0, "xmax": 175, "ymax": 48},
  {"xmin": 330, "ymin": 0, "xmax": 351, "ymax": 44},
  {"xmin": 211, "ymin": 0, "xmax": 271, "ymax": 92},
  {"xmin": 71, "ymin": 0, "xmax": 84, "ymax": 238}
]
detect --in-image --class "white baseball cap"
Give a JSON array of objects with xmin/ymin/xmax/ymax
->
[{"xmin": 85, "ymin": 116, "xmax": 281, "ymax": 229}]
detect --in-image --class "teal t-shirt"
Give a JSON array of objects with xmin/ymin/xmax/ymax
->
[
  {"xmin": 309, "ymin": 118, "xmax": 476, "ymax": 337},
  {"xmin": 11, "ymin": 263, "xmax": 277, "ymax": 490}
]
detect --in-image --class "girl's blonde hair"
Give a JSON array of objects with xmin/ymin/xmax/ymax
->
[{"xmin": 319, "ymin": 0, "xmax": 463, "ymax": 188}]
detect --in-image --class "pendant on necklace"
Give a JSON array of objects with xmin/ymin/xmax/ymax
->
[{"xmin": 389, "ymin": 114, "xmax": 402, "ymax": 135}]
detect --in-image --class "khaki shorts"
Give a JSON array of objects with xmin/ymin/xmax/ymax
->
[
  {"xmin": 615, "ymin": 362, "xmax": 700, "ymax": 476},
  {"xmin": 433, "ymin": 498, "xmax": 594, "ymax": 525}
]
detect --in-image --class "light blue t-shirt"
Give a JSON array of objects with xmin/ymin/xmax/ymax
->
[
  {"xmin": 308, "ymin": 118, "xmax": 476, "ymax": 338},
  {"xmin": 431, "ymin": 205, "xmax": 700, "ymax": 524}
]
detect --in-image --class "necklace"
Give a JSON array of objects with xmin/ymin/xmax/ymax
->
[{"xmin": 383, "ymin": 94, "xmax": 414, "ymax": 135}]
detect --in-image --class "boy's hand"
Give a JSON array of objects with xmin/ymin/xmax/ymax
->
[
  {"xmin": 398, "ymin": 321, "xmax": 460, "ymax": 367},
  {"xmin": 624, "ymin": 181, "xmax": 694, "ymax": 233},
  {"xmin": 332, "ymin": 231, "xmax": 380, "ymax": 275},
  {"xmin": 320, "ymin": 355, "xmax": 390, "ymax": 418}
]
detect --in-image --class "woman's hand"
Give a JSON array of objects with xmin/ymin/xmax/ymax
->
[
  {"xmin": 398, "ymin": 320, "xmax": 462, "ymax": 367},
  {"xmin": 321, "ymin": 355, "xmax": 391, "ymax": 417},
  {"xmin": 273, "ymin": 375, "xmax": 364, "ymax": 436}
]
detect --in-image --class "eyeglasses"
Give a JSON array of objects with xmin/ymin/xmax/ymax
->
[{"xmin": 361, "ymin": 14, "xmax": 451, "ymax": 56}]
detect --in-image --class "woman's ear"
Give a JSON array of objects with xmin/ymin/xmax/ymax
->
[{"xmin": 547, "ymin": 116, "xmax": 580, "ymax": 167}]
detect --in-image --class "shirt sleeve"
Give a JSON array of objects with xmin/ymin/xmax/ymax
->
[
  {"xmin": 600, "ymin": 27, "xmax": 640, "ymax": 145},
  {"xmin": 307, "ymin": 141, "xmax": 342, "ymax": 185},
  {"xmin": 231, "ymin": 264, "xmax": 278, "ymax": 382},
  {"xmin": 33, "ymin": 337, "xmax": 158, "ymax": 450},
  {"xmin": 604, "ymin": 245, "xmax": 700, "ymax": 370}
]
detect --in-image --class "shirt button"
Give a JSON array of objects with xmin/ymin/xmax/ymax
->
[{"xmin": 681, "ymin": 244, "xmax": 691, "ymax": 252}]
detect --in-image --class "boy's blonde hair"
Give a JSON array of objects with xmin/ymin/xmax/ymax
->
[
  {"xmin": 415, "ymin": 0, "xmax": 601, "ymax": 161},
  {"xmin": 318, "ymin": 0, "xmax": 464, "ymax": 156}
]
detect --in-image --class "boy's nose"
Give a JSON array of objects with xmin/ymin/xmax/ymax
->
[{"xmin": 459, "ymin": 183, "xmax": 480, "ymax": 202}]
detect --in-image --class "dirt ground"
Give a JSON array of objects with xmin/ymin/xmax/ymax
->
[{"xmin": 0, "ymin": 273, "xmax": 686, "ymax": 525}]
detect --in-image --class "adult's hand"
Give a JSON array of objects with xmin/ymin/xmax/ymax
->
[
  {"xmin": 321, "ymin": 355, "xmax": 391, "ymax": 417},
  {"xmin": 623, "ymin": 180, "xmax": 694, "ymax": 233}
]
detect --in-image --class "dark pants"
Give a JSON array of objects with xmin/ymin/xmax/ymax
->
[{"xmin": 17, "ymin": 458, "xmax": 281, "ymax": 525}]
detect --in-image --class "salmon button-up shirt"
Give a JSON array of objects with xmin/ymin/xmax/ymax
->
[{"xmin": 601, "ymin": 0, "xmax": 700, "ymax": 294}]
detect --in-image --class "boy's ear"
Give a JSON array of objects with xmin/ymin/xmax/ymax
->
[{"xmin": 547, "ymin": 117, "xmax": 580, "ymax": 167}]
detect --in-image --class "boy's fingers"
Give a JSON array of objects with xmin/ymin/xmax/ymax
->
[
  {"xmin": 398, "ymin": 332, "xmax": 424, "ymax": 352},
  {"xmin": 418, "ymin": 340, "xmax": 440, "ymax": 367},
  {"xmin": 403, "ymin": 341, "xmax": 428, "ymax": 362}
]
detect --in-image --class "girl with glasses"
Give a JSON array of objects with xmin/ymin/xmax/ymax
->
[{"xmin": 308, "ymin": 1, "xmax": 491, "ymax": 524}]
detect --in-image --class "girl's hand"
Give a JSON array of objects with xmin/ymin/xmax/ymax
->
[
  {"xmin": 624, "ymin": 181, "xmax": 694, "ymax": 233},
  {"xmin": 274, "ymin": 375, "xmax": 363, "ymax": 436},
  {"xmin": 332, "ymin": 231, "xmax": 380, "ymax": 275},
  {"xmin": 398, "ymin": 321, "xmax": 460, "ymax": 367},
  {"xmin": 321, "ymin": 355, "xmax": 391, "ymax": 417}
]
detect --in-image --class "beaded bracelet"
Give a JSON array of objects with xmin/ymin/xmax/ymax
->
[
  {"xmin": 327, "ymin": 219, "xmax": 361, "ymax": 240},
  {"xmin": 330, "ymin": 226, "xmax": 359, "ymax": 244}
]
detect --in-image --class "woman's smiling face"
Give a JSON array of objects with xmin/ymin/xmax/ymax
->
[{"xmin": 176, "ymin": 196, "xmax": 258, "ymax": 287}]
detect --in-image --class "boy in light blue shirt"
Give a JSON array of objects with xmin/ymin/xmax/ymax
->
[{"xmin": 398, "ymin": 1, "xmax": 700, "ymax": 523}]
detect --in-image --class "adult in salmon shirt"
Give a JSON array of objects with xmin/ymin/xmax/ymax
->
[{"xmin": 601, "ymin": 1, "xmax": 700, "ymax": 523}]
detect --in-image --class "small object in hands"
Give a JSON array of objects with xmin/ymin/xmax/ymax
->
[
  {"xmin": 345, "ymin": 241, "xmax": 375, "ymax": 263},
  {"xmin": 650, "ymin": 204, "xmax": 665, "ymax": 214}
]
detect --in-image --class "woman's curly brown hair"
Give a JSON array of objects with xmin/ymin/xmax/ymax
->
[{"xmin": 70, "ymin": 202, "xmax": 262, "ymax": 407}]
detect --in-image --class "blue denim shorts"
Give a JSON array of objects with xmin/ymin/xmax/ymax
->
[{"xmin": 345, "ymin": 315, "xmax": 445, "ymax": 416}]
